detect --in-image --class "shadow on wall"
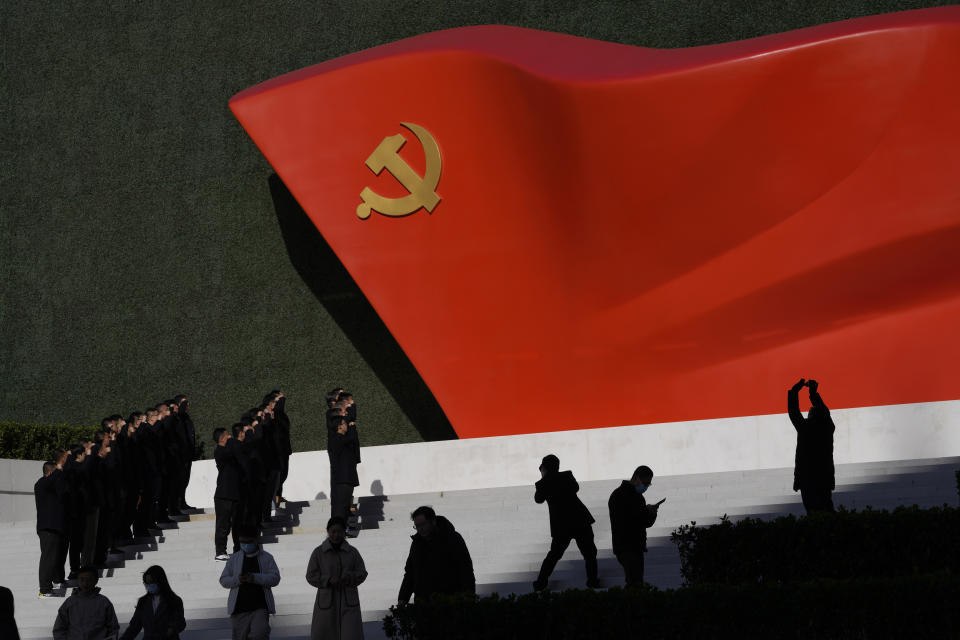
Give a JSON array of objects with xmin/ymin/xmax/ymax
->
[{"xmin": 269, "ymin": 174, "xmax": 457, "ymax": 442}]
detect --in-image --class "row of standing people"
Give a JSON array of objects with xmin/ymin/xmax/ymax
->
[
  {"xmin": 34, "ymin": 396, "xmax": 198, "ymax": 597},
  {"xmin": 212, "ymin": 391, "xmax": 293, "ymax": 560}
]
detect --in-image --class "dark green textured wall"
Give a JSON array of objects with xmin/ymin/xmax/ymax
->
[{"xmin": 0, "ymin": 1, "xmax": 950, "ymax": 452}]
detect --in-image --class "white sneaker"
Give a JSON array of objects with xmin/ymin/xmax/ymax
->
[{"xmin": 215, "ymin": 554, "xmax": 229, "ymax": 561}]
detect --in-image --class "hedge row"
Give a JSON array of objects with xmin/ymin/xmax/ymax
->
[
  {"xmin": 383, "ymin": 572, "xmax": 960, "ymax": 639},
  {"xmin": 0, "ymin": 422, "xmax": 99, "ymax": 461},
  {"xmin": 670, "ymin": 505, "xmax": 960, "ymax": 586}
]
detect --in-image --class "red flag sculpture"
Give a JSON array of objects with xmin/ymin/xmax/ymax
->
[{"xmin": 231, "ymin": 8, "xmax": 960, "ymax": 438}]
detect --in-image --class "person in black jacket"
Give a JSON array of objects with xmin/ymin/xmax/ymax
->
[
  {"xmin": 117, "ymin": 415, "xmax": 144, "ymax": 542},
  {"xmin": 173, "ymin": 395, "xmax": 196, "ymax": 511},
  {"xmin": 327, "ymin": 415, "xmax": 360, "ymax": 523},
  {"xmin": 0, "ymin": 585, "xmax": 21, "ymax": 640},
  {"xmin": 119, "ymin": 565, "xmax": 186, "ymax": 640},
  {"xmin": 532, "ymin": 455, "xmax": 598, "ymax": 591},
  {"xmin": 35, "ymin": 461, "xmax": 67, "ymax": 596},
  {"xmin": 270, "ymin": 391, "xmax": 292, "ymax": 506},
  {"xmin": 135, "ymin": 408, "xmax": 164, "ymax": 535},
  {"xmin": 398, "ymin": 506, "xmax": 475, "ymax": 604},
  {"xmin": 608, "ymin": 465, "xmax": 662, "ymax": 587},
  {"xmin": 214, "ymin": 427, "xmax": 246, "ymax": 560},
  {"xmin": 788, "ymin": 378, "xmax": 836, "ymax": 513}
]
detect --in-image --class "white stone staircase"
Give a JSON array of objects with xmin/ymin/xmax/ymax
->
[{"xmin": 4, "ymin": 456, "xmax": 957, "ymax": 639}]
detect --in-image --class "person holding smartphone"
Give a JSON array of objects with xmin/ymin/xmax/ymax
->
[
  {"xmin": 608, "ymin": 465, "xmax": 663, "ymax": 587},
  {"xmin": 788, "ymin": 378, "xmax": 836, "ymax": 514}
]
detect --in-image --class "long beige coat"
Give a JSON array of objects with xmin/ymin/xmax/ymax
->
[{"xmin": 306, "ymin": 539, "xmax": 368, "ymax": 640}]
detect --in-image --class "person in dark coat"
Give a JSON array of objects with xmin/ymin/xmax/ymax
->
[
  {"xmin": 327, "ymin": 415, "xmax": 360, "ymax": 523},
  {"xmin": 788, "ymin": 378, "xmax": 836, "ymax": 513},
  {"xmin": 119, "ymin": 565, "xmax": 186, "ymax": 640},
  {"xmin": 214, "ymin": 427, "xmax": 246, "ymax": 560},
  {"xmin": 532, "ymin": 455, "xmax": 598, "ymax": 591},
  {"xmin": 0, "ymin": 585, "xmax": 20, "ymax": 640},
  {"xmin": 256, "ymin": 401, "xmax": 282, "ymax": 522},
  {"xmin": 271, "ymin": 392, "xmax": 292, "ymax": 505},
  {"xmin": 174, "ymin": 395, "xmax": 196, "ymax": 510},
  {"xmin": 234, "ymin": 418, "xmax": 265, "ymax": 532},
  {"xmin": 608, "ymin": 465, "xmax": 662, "ymax": 587},
  {"xmin": 35, "ymin": 461, "xmax": 67, "ymax": 596},
  {"xmin": 135, "ymin": 408, "xmax": 165, "ymax": 534},
  {"xmin": 398, "ymin": 506, "xmax": 475, "ymax": 603}
]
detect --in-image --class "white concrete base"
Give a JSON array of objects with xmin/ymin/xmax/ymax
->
[
  {"xmin": 4, "ymin": 399, "xmax": 956, "ymax": 520},
  {"xmin": 181, "ymin": 399, "xmax": 960, "ymax": 509}
]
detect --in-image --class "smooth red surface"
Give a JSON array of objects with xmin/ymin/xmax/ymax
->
[{"xmin": 231, "ymin": 8, "xmax": 960, "ymax": 438}]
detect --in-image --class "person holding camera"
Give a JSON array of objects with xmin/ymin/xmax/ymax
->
[{"xmin": 788, "ymin": 378, "xmax": 836, "ymax": 514}]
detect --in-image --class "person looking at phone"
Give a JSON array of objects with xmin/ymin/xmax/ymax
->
[
  {"xmin": 788, "ymin": 378, "xmax": 836, "ymax": 514},
  {"xmin": 608, "ymin": 465, "xmax": 663, "ymax": 587}
]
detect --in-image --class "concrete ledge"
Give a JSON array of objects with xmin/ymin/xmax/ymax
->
[
  {"xmin": 185, "ymin": 399, "xmax": 960, "ymax": 508},
  {"xmin": 3, "ymin": 399, "xmax": 958, "ymax": 520}
]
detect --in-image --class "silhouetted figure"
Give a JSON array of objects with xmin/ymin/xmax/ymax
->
[
  {"xmin": 306, "ymin": 516, "xmax": 367, "ymax": 640},
  {"xmin": 174, "ymin": 396, "xmax": 197, "ymax": 511},
  {"xmin": 214, "ymin": 427, "xmax": 245, "ymax": 560},
  {"xmin": 788, "ymin": 378, "xmax": 836, "ymax": 513},
  {"xmin": 398, "ymin": 506, "xmax": 475, "ymax": 604},
  {"xmin": 35, "ymin": 460, "xmax": 67, "ymax": 597},
  {"xmin": 119, "ymin": 565, "xmax": 186, "ymax": 639},
  {"xmin": 327, "ymin": 414, "xmax": 360, "ymax": 523},
  {"xmin": 0, "ymin": 585, "xmax": 20, "ymax": 640},
  {"xmin": 608, "ymin": 465, "xmax": 663, "ymax": 587},
  {"xmin": 532, "ymin": 455, "xmax": 599, "ymax": 591}
]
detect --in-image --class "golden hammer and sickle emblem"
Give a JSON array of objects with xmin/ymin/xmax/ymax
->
[{"xmin": 357, "ymin": 122, "xmax": 442, "ymax": 220}]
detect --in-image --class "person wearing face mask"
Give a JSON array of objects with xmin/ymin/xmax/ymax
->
[
  {"xmin": 531, "ymin": 454, "xmax": 598, "ymax": 592},
  {"xmin": 119, "ymin": 565, "xmax": 185, "ymax": 639},
  {"xmin": 608, "ymin": 465, "xmax": 664, "ymax": 587},
  {"xmin": 219, "ymin": 529, "xmax": 281, "ymax": 639},
  {"xmin": 305, "ymin": 516, "xmax": 368, "ymax": 640}
]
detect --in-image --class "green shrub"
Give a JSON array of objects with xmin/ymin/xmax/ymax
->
[
  {"xmin": 383, "ymin": 572, "xmax": 960, "ymax": 639},
  {"xmin": 0, "ymin": 422, "xmax": 99, "ymax": 461},
  {"xmin": 671, "ymin": 506, "xmax": 960, "ymax": 586}
]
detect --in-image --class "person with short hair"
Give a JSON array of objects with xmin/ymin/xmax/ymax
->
[
  {"xmin": 788, "ymin": 378, "xmax": 836, "ymax": 513},
  {"xmin": 608, "ymin": 465, "xmax": 662, "ymax": 587},
  {"xmin": 398, "ymin": 506, "xmax": 475, "ymax": 604},
  {"xmin": 214, "ymin": 427, "xmax": 245, "ymax": 560},
  {"xmin": 35, "ymin": 460, "xmax": 67, "ymax": 597},
  {"xmin": 173, "ymin": 395, "xmax": 197, "ymax": 511},
  {"xmin": 219, "ymin": 529, "xmax": 281, "ymax": 639},
  {"xmin": 327, "ymin": 415, "xmax": 360, "ymax": 524},
  {"xmin": 532, "ymin": 455, "xmax": 599, "ymax": 591},
  {"xmin": 306, "ymin": 516, "xmax": 368, "ymax": 640},
  {"xmin": 52, "ymin": 566, "xmax": 119, "ymax": 640},
  {"xmin": 119, "ymin": 565, "xmax": 186, "ymax": 639}
]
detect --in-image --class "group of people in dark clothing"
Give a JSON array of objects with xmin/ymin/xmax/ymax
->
[
  {"xmin": 34, "ymin": 396, "xmax": 198, "ymax": 597},
  {"xmin": 23, "ymin": 378, "xmax": 837, "ymax": 638},
  {"xmin": 532, "ymin": 455, "xmax": 663, "ymax": 591},
  {"xmin": 212, "ymin": 390, "xmax": 293, "ymax": 560}
]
